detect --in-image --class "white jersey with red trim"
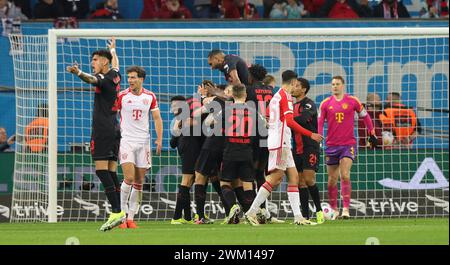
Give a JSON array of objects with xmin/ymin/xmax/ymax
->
[
  {"xmin": 118, "ymin": 88, "xmax": 159, "ymax": 143},
  {"xmin": 267, "ymin": 88, "xmax": 294, "ymax": 150}
]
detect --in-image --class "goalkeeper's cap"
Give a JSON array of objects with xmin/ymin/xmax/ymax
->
[{"xmin": 282, "ymin": 70, "xmax": 298, "ymax": 83}]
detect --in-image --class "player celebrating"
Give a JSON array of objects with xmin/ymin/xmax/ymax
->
[
  {"xmin": 169, "ymin": 95, "xmax": 196, "ymax": 224},
  {"xmin": 244, "ymin": 70, "xmax": 323, "ymax": 226},
  {"xmin": 318, "ymin": 76, "xmax": 378, "ymax": 219},
  {"xmin": 66, "ymin": 38, "xmax": 124, "ymax": 231},
  {"xmin": 192, "ymin": 81, "xmax": 227, "ymax": 224},
  {"xmin": 291, "ymin": 77, "xmax": 324, "ymax": 224},
  {"xmin": 219, "ymin": 84, "xmax": 260, "ymax": 224},
  {"xmin": 207, "ymin": 49, "xmax": 250, "ymax": 85},
  {"xmin": 169, "ymin": 83, "xmax": 208, "ymax": 224},
  {"xmin": 117, "ymin": 66, "xmax": 163, "ymax": 229}
]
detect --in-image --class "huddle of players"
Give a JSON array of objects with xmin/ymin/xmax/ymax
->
[{"xmin": 170, "ymin": 52, "xmax": 324, "ymax": 225}]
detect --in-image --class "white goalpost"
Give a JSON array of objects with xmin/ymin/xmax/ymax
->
[{"xmin": 9, "ymin": 28, "xmax": 449, "ymax": 223}]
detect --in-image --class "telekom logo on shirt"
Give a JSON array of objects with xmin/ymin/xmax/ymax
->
[
  {"xmin": 335, "ymin": 112, "xmax": 345, "ymax": 123},
  {"xmin": 132, "ymin": 109, "xmax": 143, "ymax": 120}
]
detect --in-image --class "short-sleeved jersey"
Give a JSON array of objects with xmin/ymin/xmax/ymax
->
[
  {"xmin": 319, "ymin": 94, "xmax": 364, "ymax": 146},
  {"xmin": 179, "ymin": 95, "xmax": 202, "ymax": 136},
  {"xmin": 293, "ymin": 97, "xmax": 319, "ymax": 154},
  {"xmin": 201, "ymin": 97, "xmax": 225, "ymax": 151},
  {"xmin": 267, "ymin": 88, "xmax": 294, "ymax": 150},
  {"xmin": 220, "ymin": 54, "xmax": 250, "ymax": 85},
  {"xmin": 246, "ymin": 81, "xmax": 274, "ymax": 143},
  {"xmin": 246, "ymin": 81, "xmax": 274, "ymax": 118},
  {"xmin": 223, "ymin": 102, "xmax": 257, "ymax": 161},
  {"xmin": 92, "ymin": 68, "xmax": 121, "ymax": 132},
  {"xmin": 117, "ymin": 88, "xmax": 159, "ymax": 143}
]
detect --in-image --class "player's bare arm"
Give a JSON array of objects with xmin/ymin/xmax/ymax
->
[
  {"xmin": 152, "ymin": 109, "xmax": 163, "ymax": 155},
  {"xmin": 229, "ymin": 69, "xmax": 241, "ymax": 85},
  {"xmin": 107, "ymin": 37, "xmax": 119, "ymax": 70},
  {"xmin": 207, "ymin": 85, "xmax": 229, "ymax": 101},
  {"xmin": 66, "ymin": 62, "xmax": 98, "ymax": 85}
]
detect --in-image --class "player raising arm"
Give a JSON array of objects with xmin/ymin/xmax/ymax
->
[
  {"xmin": 318, "ymin": 76, "xmax": 377, "ymax": 219},
  {"xmin": 117, "ymin": 66, "xmax": 163, "ymax": 229},
  {"xmin": 66, "ymin": 38, "xmax": 124, "ymax": 231},
  {"xmin": 244, "ymin": 70, "xmax": 323, "ymax": 226}
]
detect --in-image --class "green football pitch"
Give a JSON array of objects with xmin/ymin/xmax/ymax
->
[{"xmin": 0, "ymin": 218, "xmax": 447, "ymax": 245}]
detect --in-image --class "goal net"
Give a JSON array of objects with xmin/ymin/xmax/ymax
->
[{"xmin": 8, "ymin": 28, "xmax": 449, "ymax": 222}]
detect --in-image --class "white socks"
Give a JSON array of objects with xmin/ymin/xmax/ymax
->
[{"xmin": 120, "ymin": 181, "xmax": 132, "ymax": 214}]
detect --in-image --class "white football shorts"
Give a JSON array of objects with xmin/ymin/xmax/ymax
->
[
  {"xmin": 268, "ymin": 147, "xmax": 295, "ymax": 172},
  {"xmin": 119, "ymin": 139, "xmax": 151, "ymax": 169}
]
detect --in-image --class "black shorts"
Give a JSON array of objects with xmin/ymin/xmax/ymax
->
[
  {"xmin": 221, "ymin": 160, "xmax": 254, "ymax": 182},
  {"xmin": 195, "ymin": 149, "xmax": 223, "ymax": 177},
  {"xmin": 178, "ymin": 136, "xmax": 202, "ymax": 175},
  {"xmin": 253, "ymin": 146, "xmax": 269, "ymax": 168},
  {"xmin": 90, "ymin": 131, "xmax": 120, "ymax": 161},
  {"xmin": 293, "ymin": 148, "xmax": 320, "ymax": 173}
]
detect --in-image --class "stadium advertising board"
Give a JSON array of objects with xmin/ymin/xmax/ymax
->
[{"xmin": 0, "ymin": 189, "xmax": 448, "ymax": 223}]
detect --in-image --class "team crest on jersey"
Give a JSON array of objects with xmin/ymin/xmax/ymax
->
[
  {"xmin": 328, "ymin": 106, "xmax": 333, "ymax": 110},
  {"xmin": 342, "ymin": 103, "xmax": 348, "ymax": 110},
  {"xmin": 143, "ymin": 99, "xmax": 149, "ymax": 105}
]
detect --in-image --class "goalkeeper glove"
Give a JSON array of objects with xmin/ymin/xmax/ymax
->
[{"xmin": 368, "ymin": 134, "xmax": 378, "ymax": 148}]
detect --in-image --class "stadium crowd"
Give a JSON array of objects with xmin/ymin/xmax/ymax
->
[{"xmin": 1, "ymin": 0, "xmax": 449, "ymax": 20}]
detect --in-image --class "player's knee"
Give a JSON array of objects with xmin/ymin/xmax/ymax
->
[
  {"xmin": 267, "ymin": 176, "xmax": 281, "ymax": 187},
  {"xmin": 306, "ymin": 178, "xmax": 316, "ymax": 186},
  {"xmin": 181, "ymin": 174, "xmax": 194, "ymax": 187},
  {"xmin": 340, "ymin": 174, "xmax": 351, "ymax": 181},
  {"xmin": 298, "ymin": 179, "xmax": 307, "ymax": 188},
  {"xmin": 242, "ymin": 181, "xmax": 253, "ymax": 191}
]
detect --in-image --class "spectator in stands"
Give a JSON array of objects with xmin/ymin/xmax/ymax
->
[
  {"xmin": 262, "ymin": 0, "xmax": 275, "ymax": 18},
  {"xmin": 358, "ymin": 93, "xmax": 383, "ymax": 148},
  {"xmin": 269, "ymin": 0, "xmax": 287, "ymax": 19},
  {"xmin": 158, "ymin": 0, "xmax": 192, "ymax": 19},
  {"xmin": 380, "ymin": 92, "xmax": 420, "ymax": 148},
  {"xmin": 302, "ymin": 0, "xmax": 326, "ymax": 17},
  {"xmin": 25, "ymin": 103, "xmax": 48, "ymax": 153},
  {"xmin": 420, "ymin": 0, "xmax": 449, "ymax": 18},
  {"xmin": 286, "ymin": 0, "xmax": 307, "ymax": 18},
  {"xmin": 319, "ymin": 0, "xmax": 361, "ymax": 19},
  {"xmin": 89, "ymin": 0, "xmax": 122, "ymax": 20},
  {"xmin": 34, "ymin": 0, "xmax": 64, "ymax": 19},
  {"xmin": 140, "ymin": 0, "xmax": 161, "ymax": 19},
  {"xmin": 60, "ymin": 0, "xmax": 90, "ymax": 19},
  {"xmin": 372, "ymin": 0, "xmax": 410, "ymax": 19},
  {"xmin": 357, "ymin": 0, "xmax": 372, "ymax": 17},
  {"xmin": 225, "ymin": 0, "xmax": 259, "ymax": 19},
  {"xmin": 192, "ymin": 0, "xmax": 221, "ymax": 18},
  {"xmin": 0, "ymin": 127, "xmax": 15, "ymax": 152},
  {"xmin": 1, "ymin": 0, "xmax": 28, "ymax": 19},
  {"xmin": 12, "ymin": 0, "xmax": 32, "ymax": 19}
]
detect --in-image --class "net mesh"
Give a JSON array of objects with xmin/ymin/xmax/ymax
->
[{"xmin": 8, "ymin": 30, "xmax": 449, "ymax": 222}]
